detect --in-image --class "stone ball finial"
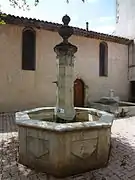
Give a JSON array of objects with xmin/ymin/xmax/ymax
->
[
  {"xmin": 62, "ymin": 15, "xmax": 70, "ymax": 26},
  {"xmin": 58, "ymin": 15, "xmax": 73, "ymax": 42}
]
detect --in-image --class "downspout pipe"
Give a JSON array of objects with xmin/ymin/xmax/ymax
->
[
  {"xmin": 127, "ymin": 40, "xmax": 134, "ymax": 79},
  {"xmin": 127, "ymin": 40, "xmax": 134, "ymax": 100}
]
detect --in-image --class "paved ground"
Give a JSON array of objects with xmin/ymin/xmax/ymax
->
[{"xmin": 0, "ymin": 113, "xmax": 135, "ymax": 180}]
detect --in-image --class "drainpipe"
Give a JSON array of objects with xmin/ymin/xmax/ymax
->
[
  {"xmin": 127, "ymin": 40, "xmax": 134, "ymax": 100},
  {"xmin": 127, "ymin": 40, "xmax": 134, "ymax": 79},
  {"xmin": 128, "ymin": 43, "xmax": 130, "ymax": 80},
  {"xmin": 86, "ymin": 22, "xmax": 89, "ymax": 31}
]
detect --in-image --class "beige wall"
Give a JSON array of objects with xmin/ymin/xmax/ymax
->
[
  {"xmin": 72, "ymin": 35, "xmax": 129, "ymax": 104},
  {"xmin": 0, "ymin": 24, "xmax": 129, "ymax": 112}
]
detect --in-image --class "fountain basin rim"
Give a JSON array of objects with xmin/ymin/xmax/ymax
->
[
  {"xmin": 18, "ymin": 106, "xmax": 113, "ymax": 116},
  {"xmin": 16, "ymin": 107, "xmax": 114, "ymax": 132},
  {"xmin": 16, "ymin": 119, "xmax": 113, "ymax": 132}
]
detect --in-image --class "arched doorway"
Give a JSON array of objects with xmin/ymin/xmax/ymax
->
[{"xmin": 74, "ymin": 79, "xmax": 85, "ymax": 107}]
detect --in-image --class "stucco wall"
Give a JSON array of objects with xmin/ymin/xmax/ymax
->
[
  {"xmin": 0, "ymin": 24, "xmax": 129, "ymax": 112},
  {"xmin": 115, "ymin": 0, "xmax": 135, "ymax": 39},
  {"xmin": 72, "ymin": 35, "xmax": 129, "ymax": 103}
]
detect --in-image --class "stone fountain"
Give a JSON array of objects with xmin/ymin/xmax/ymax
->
[
  {"xmin": 89, "ymin": 89, "xmax": 135, "ymax": 117},
  {"xmin": 16, "ymin": 15, "xmax": 114, "ymax": 178}
]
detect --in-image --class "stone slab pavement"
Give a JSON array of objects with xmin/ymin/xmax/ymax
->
[{"xmin": 0, "ymin": 112, "xmax": 135, "ymax": 180}]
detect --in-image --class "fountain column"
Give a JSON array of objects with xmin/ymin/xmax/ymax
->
[{"xmin": 54, "ymin": 15, "xmax": 77, "ymax": 122}]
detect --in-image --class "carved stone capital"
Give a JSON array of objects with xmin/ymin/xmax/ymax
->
[{"xmin": 54, "ymin": 42, "xmax": 77, "ymax": 57}]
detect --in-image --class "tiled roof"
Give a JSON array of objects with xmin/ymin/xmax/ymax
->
[{"xmin": 1, "ymin": 13, "xmax": 133, "ymax": 45}]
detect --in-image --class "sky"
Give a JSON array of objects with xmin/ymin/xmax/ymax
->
[{"xmin": 0, "ymin": 0, "xmax": 116, "ymax": 34}]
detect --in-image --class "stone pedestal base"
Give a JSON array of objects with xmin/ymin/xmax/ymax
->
[{"xmin": 16, "ymin": 109, "xmax": 113, "ymax": 178}]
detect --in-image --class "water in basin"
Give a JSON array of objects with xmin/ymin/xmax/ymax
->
[{"xmin": 27, "ymin": 107, "xmax": 101, "ymax": 123}]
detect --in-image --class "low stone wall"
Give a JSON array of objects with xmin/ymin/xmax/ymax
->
[{"xmin": 89, "ymin": 101, "xmax": 135, "ymax": 117}]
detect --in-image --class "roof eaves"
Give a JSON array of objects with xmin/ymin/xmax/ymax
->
[{"xmin": 1, "ymin": 13, "xmax": 133, "ymax": 45}]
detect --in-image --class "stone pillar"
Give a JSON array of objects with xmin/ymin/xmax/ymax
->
[{"xmin": 54, "ymin": 15, "xmax": 77, "ymax": 122}]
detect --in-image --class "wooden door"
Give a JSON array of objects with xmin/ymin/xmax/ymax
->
[
  {"xmin": 130, "ymin": 81, "xmax": 135, "ymax": 102},
  {"xmin": 74, "ymin": 79, "xmax": 84, "ymax": 107}
]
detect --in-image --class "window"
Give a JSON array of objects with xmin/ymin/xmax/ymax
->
[
  {"xmin": 99, "ymin": 42, "xmax": 108, "ymax": 76},
  {"xmin": 22, "ymin": 28, "xmax": 36, "ymax": 70}
]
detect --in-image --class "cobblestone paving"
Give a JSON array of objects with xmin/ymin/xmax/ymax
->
[{"xmin": 0, "ymin": 113, "xmax": 135, "ymax": 180}]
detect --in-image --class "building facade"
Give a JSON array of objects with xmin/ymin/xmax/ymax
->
[
  {"xmin": 0, "ymin": 15, "xmax": 133, "ymax": 112},
  {"xmin": 115, "ymin": 0, "xmax": 135, "ymax": 101},
  {"xmin": 116, "ymin": 0, "xmax": 135, "ymax": 38}
]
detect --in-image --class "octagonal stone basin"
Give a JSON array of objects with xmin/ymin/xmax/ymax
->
[{"xmin": 16, "ymin": 107, "xmax": 114, "ymax": 178}]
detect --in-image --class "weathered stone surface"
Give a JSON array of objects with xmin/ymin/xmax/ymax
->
[
  {"xmin": 75, "ymin": 110, "xmax": 89, "ymax": 121},
  {"xmin": 16, "ymin": 107, "xmax": 114, "ymax": 178},
  {"xmin": 54, "ymin": 15, "xmax": 77, "ymax": 122},
  {"xmin": 71, "ymin": 138, "xmax": 97, "ymax": 159}
]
